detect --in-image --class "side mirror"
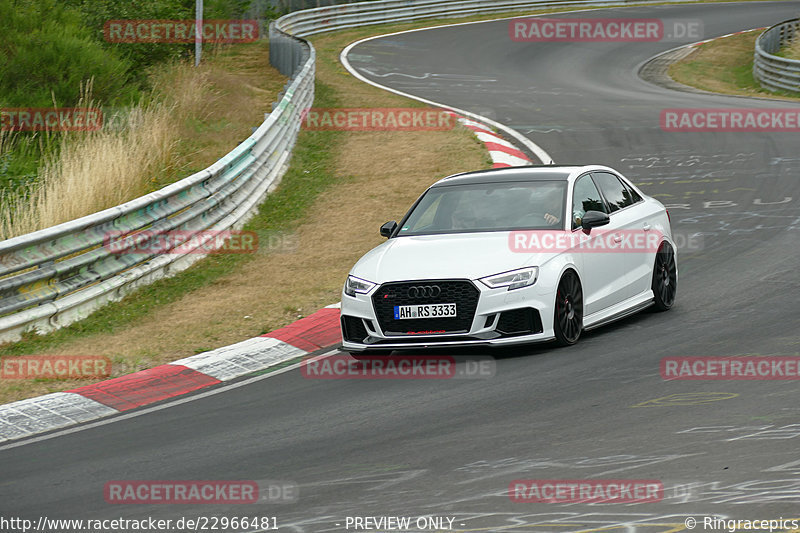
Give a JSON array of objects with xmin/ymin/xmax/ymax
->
[
  {"xmin": 380, "ymin": 221, "xmax": 398, "ymax": 238},
  {"xmin": 581, "ymin": 210, "xmax": 610, "ymax": 231}
]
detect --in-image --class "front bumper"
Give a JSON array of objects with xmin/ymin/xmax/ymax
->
[{"xmin": 341, "ymin": 278, "xmax": 556, "ymax": 352}]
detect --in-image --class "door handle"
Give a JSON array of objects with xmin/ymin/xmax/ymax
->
[
  {"xmin": 613, "ymin": 235, "xmax": 623, "ymax": 243},
  {"xmin": 643, "ymin": 223, "xmax": 651, "ymax": 231}
]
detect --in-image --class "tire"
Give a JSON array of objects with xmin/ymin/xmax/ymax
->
[
  {"xmin": 553, "ymin": 270, "xmax": 583, "ymax": 346},
  {"xmin": 652, "ymin": 242, "xmax": 677, "ymax": 311}
]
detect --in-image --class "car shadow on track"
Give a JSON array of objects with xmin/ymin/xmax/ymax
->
[{"xmin": 375, "ymin": 305, "xmax": 669, "ymax": 363}]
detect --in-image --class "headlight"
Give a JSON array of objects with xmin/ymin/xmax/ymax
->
[
  {"xmin": 344, "ymin": 275, "xmax": 376, "ymax": 297},
  {"xmin": 479, "ymin": 267, "xmax": 538, "ymax": 291}
]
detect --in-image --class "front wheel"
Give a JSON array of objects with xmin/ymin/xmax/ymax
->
[
  {"xmin": 652, "ymin": 242, "xmax": 677, "ymax": 311},
  {"xmin": 553, "ymin": 270, "xmax": 583, "ymax": 346}
]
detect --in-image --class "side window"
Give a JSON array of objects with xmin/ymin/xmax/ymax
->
[
  {"xmin": 571, "ymin": 174, "xmax": 606, "ymax": 229},
  {"xmin": 623, "ymin": 181, "xmax": 643, "ymax": 204},
  {"xmin": 593, "ymin": 172, "xmax": 634, "ymax": 213}
]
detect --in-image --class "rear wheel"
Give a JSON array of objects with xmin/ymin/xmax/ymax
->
[
  {"xmin": 652, "ymin": 242, "xmax": 677, "ymax": 311},
  {"xmin": 554, "ymin": 270, "xmax": 583, "ymax": 346}
]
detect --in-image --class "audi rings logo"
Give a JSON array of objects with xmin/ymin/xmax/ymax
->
[{"xmin": 407, "ymin": 285, "xmax": 441, "ymax": 298}]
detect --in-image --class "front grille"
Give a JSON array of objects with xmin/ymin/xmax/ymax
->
[
  {"xmin": 496, "ymin": 308, "xmax": 543, "ymax": 336},
  {"xmin": 341, "ymin": 315, "xmax": 369, "ymax": 343},
  {"xmin": 372, "ymin": 280, "xmax": 480, "ymax": 336}
]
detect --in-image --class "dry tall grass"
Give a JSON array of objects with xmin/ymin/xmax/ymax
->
[{"xmin": 0, "ymin": 62, "xmax": 213, "ymax": 240}]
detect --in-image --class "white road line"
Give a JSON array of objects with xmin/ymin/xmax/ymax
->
[{"xmin": 340, "ymin": 28, "xmax": 553, "ymax": 164}]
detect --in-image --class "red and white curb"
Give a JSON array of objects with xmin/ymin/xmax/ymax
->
[
  {"xmin": 0, "ymin": 304, "xmax": 343, "ymax": 443},
  {"xmin": 690, "ymin": 27, "xmax": 766, "ymax": 47},
  {"xmin": 445, "ymin": 112, "xmax": 533, "ymax": 168}
]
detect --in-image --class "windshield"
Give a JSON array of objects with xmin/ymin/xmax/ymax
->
[{"xmin": 398, "ymin": 180, "xmax": 567, "ymax": 235}]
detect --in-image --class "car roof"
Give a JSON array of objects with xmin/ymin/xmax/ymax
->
[{"xmin": 432, "ymin": 165, "xmax": 597, "ymax": 187}]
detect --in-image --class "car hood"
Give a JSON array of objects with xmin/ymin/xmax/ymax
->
[{"xmin": 351, "ymin": 232, "xmax": 554, "ymax": 283}]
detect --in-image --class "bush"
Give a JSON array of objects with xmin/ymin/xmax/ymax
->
[
  {"xmin": 0, "ymin": 0, "xmax": 137, "ymax": 107},
  {"xmin": 0, "ymin": 0, "xmax": 261, "ymax": 217},
  {"xmin": 63, "ymin": 0, "xmax": 259, "ymax": 87},
  {"xmin": 63, "ymin": 0, "xmax": 196, "ymax": 87}
]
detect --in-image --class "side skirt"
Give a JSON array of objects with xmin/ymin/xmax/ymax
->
[{"xmin": 583, "ymin": 291, "xmax": 655, "ymax": 332}]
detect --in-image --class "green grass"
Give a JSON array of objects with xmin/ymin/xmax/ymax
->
[
  {"xmin": 0, "ymin": 133, "xmax": 43, "ymax": 199},
  {"xmin": 0, "ymin": 80, "xmax": 342, "ymax": 355}
]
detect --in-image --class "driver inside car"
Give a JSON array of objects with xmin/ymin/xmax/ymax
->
[{"xmin": 531, "ymin": 185, "xmax": 562, "ymax": 226}]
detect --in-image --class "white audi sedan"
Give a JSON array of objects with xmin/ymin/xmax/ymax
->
[{"xmin": 341, "ymin": 165, "xmax": 677, "ymax": 354}]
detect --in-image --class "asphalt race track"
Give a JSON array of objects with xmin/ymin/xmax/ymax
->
[{"xmin": 2, "ymin": 2, "xmax": 800, "ymax": 532}]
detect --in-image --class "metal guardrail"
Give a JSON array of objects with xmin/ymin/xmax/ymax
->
[
  {"xmin": 0, "ymin": 34, "xmax": 315, "ymax": 342},
  {"xmin": 275, "ymin": 0, "xmax": 623, "ymax": 38},
  {"xmin": 1, "ymin": 0, "xmax": 696, "ymax": 343},
  {"xmin": 754, "ymin": 18, "xmax": 800, "ymax": 94},
  {"xmin": 269, "ymin": 19, "xmax": 311, "ymax": 77}
]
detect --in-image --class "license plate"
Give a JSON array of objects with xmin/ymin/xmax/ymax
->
[{"xmin": 394, "ymin": 303, "xmax": 457, "ymax": 320}]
